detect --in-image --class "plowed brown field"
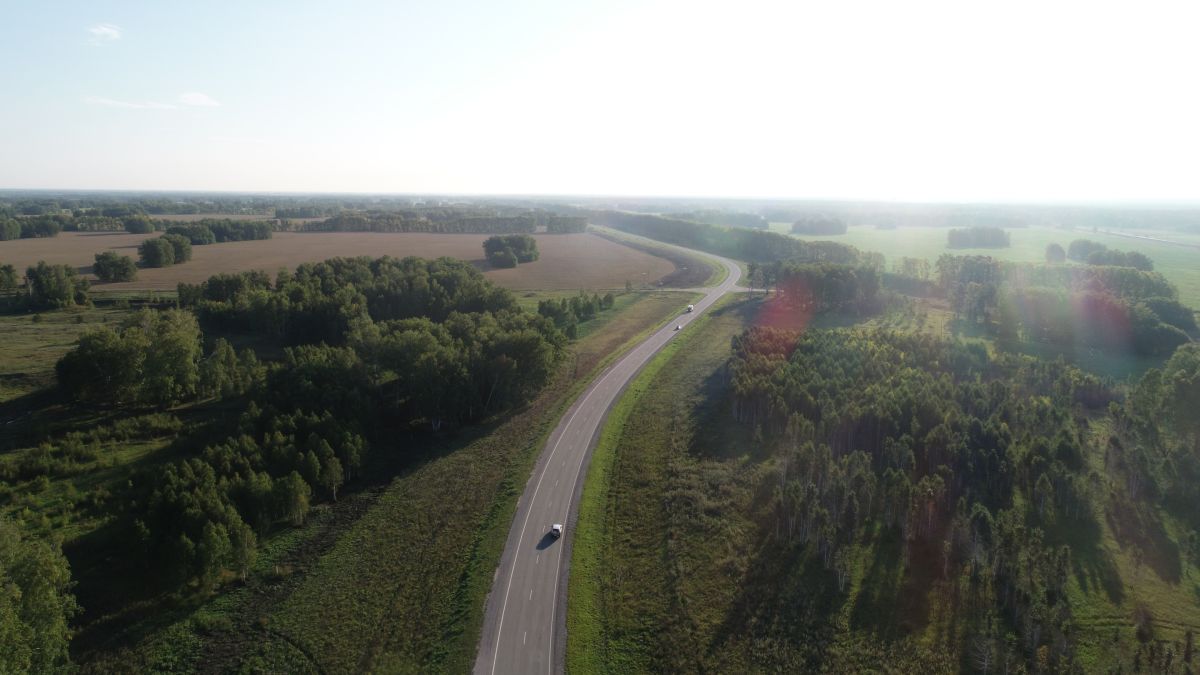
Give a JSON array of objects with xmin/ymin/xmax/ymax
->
[{"xmin": 0, "ymin": 232, "xmax": 674, "ymax": 291}]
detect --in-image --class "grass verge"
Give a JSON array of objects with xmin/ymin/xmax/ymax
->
[{"xmin": 567, "ymin": 293, "xmax": 746, "ymax": 673}]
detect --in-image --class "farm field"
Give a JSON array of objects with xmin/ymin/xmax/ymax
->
[
  {"xmin": 776, "ymin": 223, "xmax": 1200, "ymax": 310},
  {"xmin": 0, "ymin": 231, "xmax": 675, "ymax": 292}
]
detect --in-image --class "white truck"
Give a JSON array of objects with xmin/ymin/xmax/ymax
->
[{"xmin": 686, "ymin": 304, "xmax": 694, "ymax": 313}]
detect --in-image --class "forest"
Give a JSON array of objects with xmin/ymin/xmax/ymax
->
[
  {"xmin": 928, "ymin": 254, "xmax": 1193, "ymax": 356},
  {"xmin": 947, "ymin": 226, "xmax": 1011, "ymax": 249},
  {"xmin": 0, "ymin": 256, "xmax": 566, "ymax": 668},
  {"xmin": 719, "ymin": 326, "xmax": 1200, "ymax": 671}
]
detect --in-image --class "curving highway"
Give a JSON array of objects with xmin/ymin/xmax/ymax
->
[{"xmin": 474, "ymin": 240, "xmax": 742, "ymax": 675}]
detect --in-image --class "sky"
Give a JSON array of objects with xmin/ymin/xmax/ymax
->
[{"xmin": 2, "ymin": 0, "xmax": 1199, "ymax": 201}]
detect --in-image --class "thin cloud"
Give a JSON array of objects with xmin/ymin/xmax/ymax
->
[
  {"xmin": 84, "ymin": 96, "xmax": 176, "ymax": 110},
  {"xmin": 87, "ymin": 23, "xmax": 121, "ymax": 45},
  {"xmin": 179, "ymin": 92, "xmax": 221, "ymax": 107}
]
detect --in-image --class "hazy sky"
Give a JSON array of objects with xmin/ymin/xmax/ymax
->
[{"xmin": 2, "ymin": 0, "xmax": 1199, "ymax": 201}]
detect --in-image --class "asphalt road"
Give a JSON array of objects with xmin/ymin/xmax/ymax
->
[{"xmin": 474, "ymin": 242, "xmax": 742, "ymax": 675}]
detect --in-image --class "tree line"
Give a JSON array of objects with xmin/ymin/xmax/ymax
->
[
  {"xmin": 0, "ymin": 261, "xmax": 92, "ymax": 311},
  {"xmin": 291, "ymin": 209, "xmax": 585, "ymax": 234},
  {"xmin": 537, "ymin": 291, "xmax": 615, "ymax": 338},
  {"xmin": 750, "ymin": 262, "xmax": 881, "ymax": 314},
  {"xmin": 728, "ymin": 327, "xmax": 1117, "ymax": 671},
  {"xmin": 1118, "ymin": 343, "xmax": 1200, "ymax": 534},
  {"xmin": 665, "ymin": 209, "xmax": 768, "ymax": 230},
  {"xmin": 164, "ymin": 219, "xmax": 273, "ymax": 243},
  {"xmin": 0, "ymin": 216, "xmax": 64, "ymax": 240},
  {"xmin": 586, "ymin": 209, "xmax": 860, "ymax": 264},
  {"xmin": 947, "ymin": 226, "xmax": 1011, "ymax": 248},
  {"xmin": 52, "ymin": 256, "xmax": 566, "ymax": 593},
  {"xmin": 924, "ymin": 254, "xmax": 1193, "ymax": 356},
  {"xmin": 1061, "ymin": 238, "xmax": 1155, "ymax": 271}
]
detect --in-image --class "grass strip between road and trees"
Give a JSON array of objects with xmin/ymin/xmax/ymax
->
[{"xmin": 566, "ymin": 293, "xmax": 737, "ymax": 673}]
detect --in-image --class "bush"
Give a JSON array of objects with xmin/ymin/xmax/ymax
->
[{"xmin": 93, "ymin": 251, "xmax": 138, "ymax": 282}]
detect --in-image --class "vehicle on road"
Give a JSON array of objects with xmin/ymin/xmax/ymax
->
[
  {"xmin": 550, "ymin": 523, "xmax": 563, "ymax": 538},
  {"xmin": 686, "ymin": 304, "xmax": 694, "ymax": 312},
  {"xmin": 674, "ymin": 324, "xmax": 682, "ymax": 331}
]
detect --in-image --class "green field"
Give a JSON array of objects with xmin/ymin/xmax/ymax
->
[{"xmin": 778, "ymin": 223, "xmax": 1200, "ymax": 310}]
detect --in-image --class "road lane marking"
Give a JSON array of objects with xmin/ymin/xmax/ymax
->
[
  {"xmin": 544, "ymin": 254, "xmax": 740, "ymax": 675},
  {"xmin": 524, "ymin": 631, "xmax": 527, "ymax": 645},
  {"xmin": 486, "ymin": 252, "xmax": 739, "ymax": 675}
]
